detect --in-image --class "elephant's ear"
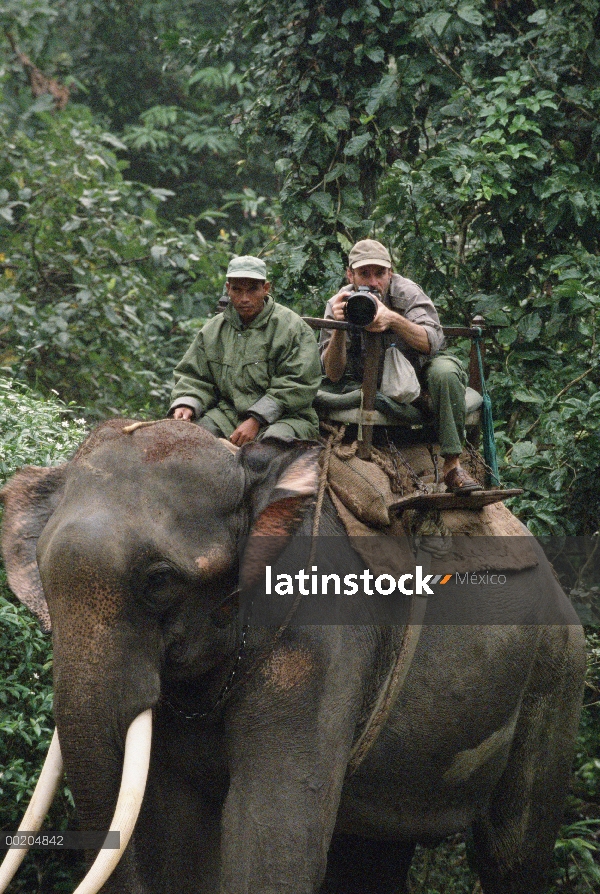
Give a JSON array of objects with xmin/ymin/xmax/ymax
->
[
  {"xmin": 238, "ymin": 440, "xmax": 322, "ymax": 590},
  {"xmin": 0, "ymin": 465, "xmax": 67, "ymax": 632}
]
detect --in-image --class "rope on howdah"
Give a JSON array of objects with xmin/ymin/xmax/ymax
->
[{"xmin": 474, "ymin": 329, "xmax": 500, "ymax": 487}]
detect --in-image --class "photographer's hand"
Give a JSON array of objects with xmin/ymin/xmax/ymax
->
[
  {"xmin": 322, "ymin": 288, "xmax": 352, "ymax": 382},
  {"xmin": 330, "ymin": 287, "xmax": 353, "ymax": 321},
  {"xmin": 365, "ymin": 296, "xmax": 394, "ymax": 333},
  {"xmin": 366, "ymin": 300, "xmax": 431, "ymax": 354}
]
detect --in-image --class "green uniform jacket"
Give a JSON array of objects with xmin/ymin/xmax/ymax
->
[{"xmin": 170, "ymin": 298, "xmax": 322, "ymax": 439}]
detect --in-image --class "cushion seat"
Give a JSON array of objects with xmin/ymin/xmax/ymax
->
[{"xmin": 314, "ymin": 386, "xmax": 483, "ymax": 428}]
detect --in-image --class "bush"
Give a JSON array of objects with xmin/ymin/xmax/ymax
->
[
  {"xmin": 0, "ymin": 378, "xmax": 89, "ymax": 890},
  {"xmin": 0, "ymin": 379, "xmax": 87, "ymax": 480}
]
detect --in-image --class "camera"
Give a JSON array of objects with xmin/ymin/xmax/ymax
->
[{"xmin": 343, "ymin": 286, "xmax": 380, "ymax": 327}]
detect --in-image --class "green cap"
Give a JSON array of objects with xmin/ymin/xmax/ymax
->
[
  {"xmin": 226, "ymin": 255, "xmax": 267, "ymax": 280},
  {"xmin": 348, "ymin": 239, "xmax": 392, "ymax": 270}
]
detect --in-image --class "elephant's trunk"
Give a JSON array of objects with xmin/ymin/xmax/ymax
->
[
  {"xmin": 31, "ymin": 515, "xmax": 162, "ymax": 889},
  {"xmin": 72, "ymin": 709, "xmax": 152, "ymax": 894},
  {"xmin": 0, "ymin": 729, "xmax": 64, "ymax": 893},
  {"xmin": 51, "ymin": 636, "xmax": 159, "ymax": 893}
]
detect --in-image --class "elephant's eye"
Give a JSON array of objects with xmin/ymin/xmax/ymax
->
[
  {"xmin": 140, "ymin": 563, "xmax": 184, "ymax": 615},
  {"xmin": 146, "ymin": 566, "xmax": 174, "ymax": 591}
]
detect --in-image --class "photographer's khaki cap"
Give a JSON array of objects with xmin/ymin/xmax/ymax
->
[
  {"xmin": 226, "ymin": 255, "xmax": 267, "ymax": 280},
  {"xmin": 348, "ymin": 239, "xmax": 392, "ymax": 270}
]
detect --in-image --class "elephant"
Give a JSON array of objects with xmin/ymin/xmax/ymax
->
[{"xmin": 0, "ymin": 418, "xmax": 586, "ymax": 894}]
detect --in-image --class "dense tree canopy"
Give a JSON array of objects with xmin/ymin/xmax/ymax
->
[
  {"xmin": 0, "ymin": 3, "xmax": 599, "ymax": 891},
  {"xmin": 0, "ymin": 102, "xmax": 235, "ymax": 417},
  {"xmin": 0, "ymin": 0, "xmax": 275, "ymax": 233}
]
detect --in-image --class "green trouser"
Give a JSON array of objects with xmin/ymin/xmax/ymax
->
[
  {"xmin": 196, "ymin": 416, "xmax": 297, "ymax": 441},
  {"xmin": 422, "ymin": 353, "xmax": 468, "ymax": 457}
]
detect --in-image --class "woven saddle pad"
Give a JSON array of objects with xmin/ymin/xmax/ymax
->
[{"xmin": 325, "ymin": 442, "xmax": 538, "ymax": 574}]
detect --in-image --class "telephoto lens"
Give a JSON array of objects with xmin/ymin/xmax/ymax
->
[{"xmin": 343, "ymin": 286, "xmax": 379, "ymax": 327}]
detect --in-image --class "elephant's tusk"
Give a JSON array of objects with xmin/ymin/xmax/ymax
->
[
  {"xmin": 0, "ymin": 728, "xmax": 64, "ymax": 893},
  {"xmin": 72, "ymin": 709, "xmax": 152, "ymax": 894}
]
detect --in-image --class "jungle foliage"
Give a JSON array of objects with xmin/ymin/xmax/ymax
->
[
  {"xmin": 0, "ymin": 0, "xmax": 278, "ymax": 419},
  {"xmin": 0, "ymin": 0, "xmax": 276, "ymax": 232},
  {"xmin": 0, "ymin": 2, "xmax": 599, "ymax": 887},
  {"xmin": 0, "ymin": 381, "xmax": 87, "ymax": 892},
  {"xmin": 0, "ymin": 103, "xmax": 236, "ymax": 418}
]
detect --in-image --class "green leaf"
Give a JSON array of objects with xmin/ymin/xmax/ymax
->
[
  {"xmin": 309, "ymin": 192, "xmax": 334, "ymax": 217},
  {"xmin": 343, "ymin": 133, "xmax": 372, "ymax": 156},
  {"xmin": 100, "ymin": 133, "xmax": 127, "ymax": 151},
  {"xmin": 496, "ymin": 328, "xmax": 518, "ymax": 347},
  {"xmin": 364, "ymin": 47, "xmax": 385, "ymax": 64},
  {"xmin": 323, "ymin": 164, "xmax": 346, "ymax": 184},
  {"xmin": 518, "ymin": 313, "xmax": 543, "ymax": 341},
  {"xmin": 151, "ymin": 245, "xmax": 168, "ymax": 262},
  {"xmin": 365, "ymin": 72, "xmax": 398, "ymax": 116},
  {"xmin": 527, "ymin": 9, "xmax": 548, "ymax": 25},
  {"xmin": 274, "ymin": 158, "xmax": 292, "ymax": 173},
  {"xmin": 511, "ymin": 441, "xmax": 537, "ymax": 463},
  {"xmin": 326, "ymin": 107, "xmax": 351, "ymax": 131},
  {"xmin": 514, "ymin": 390, "xmax": 543, "ymax": 404},
  {"xmin": 341, "ymin": 8, "xmax": 361, "ymax": 25},
  {"xmin": 456, "ymin": 5, "xmax": 484, "ymax": 26},
  {"xmin": 429, "ymin": 11, "xmax": 452, "ymax": 35}
]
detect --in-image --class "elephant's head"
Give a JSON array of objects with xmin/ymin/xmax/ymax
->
[{"xmin": 0, "ymin": 419, "xmax": 320, "ymax": 893}]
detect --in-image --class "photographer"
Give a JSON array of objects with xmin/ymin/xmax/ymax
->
[{"xmin": 320, "ymin": 240, "xmax": 482, "ymax": 493}]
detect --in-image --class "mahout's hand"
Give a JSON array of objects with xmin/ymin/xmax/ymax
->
[
  {"xmin": 172, "ymin": 406, "xmax": 195, "ymax": 421},
  {"xmin": 230, "ymin": 417, "xmax": 261, "ymax": 446}
]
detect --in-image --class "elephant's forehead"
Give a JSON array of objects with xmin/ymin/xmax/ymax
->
[
  {"xmin": 69, "ymin": 424, "xmax": 242, "ymax": 504},
  {"xmin": 59, "ymin": 461, "xmax": 242, "ymax": 545},
  {"xmin": 47, "ymin": 430, "xmax": 245, "ymax": 565},
  {"xmin": 73, "ymin": 418, "xmax": 237, "ymax": 470}
]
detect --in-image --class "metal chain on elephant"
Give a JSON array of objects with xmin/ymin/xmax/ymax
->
[{"xmin": 162, "ymin": 618, "xmax": 250, "ymax": 721}]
